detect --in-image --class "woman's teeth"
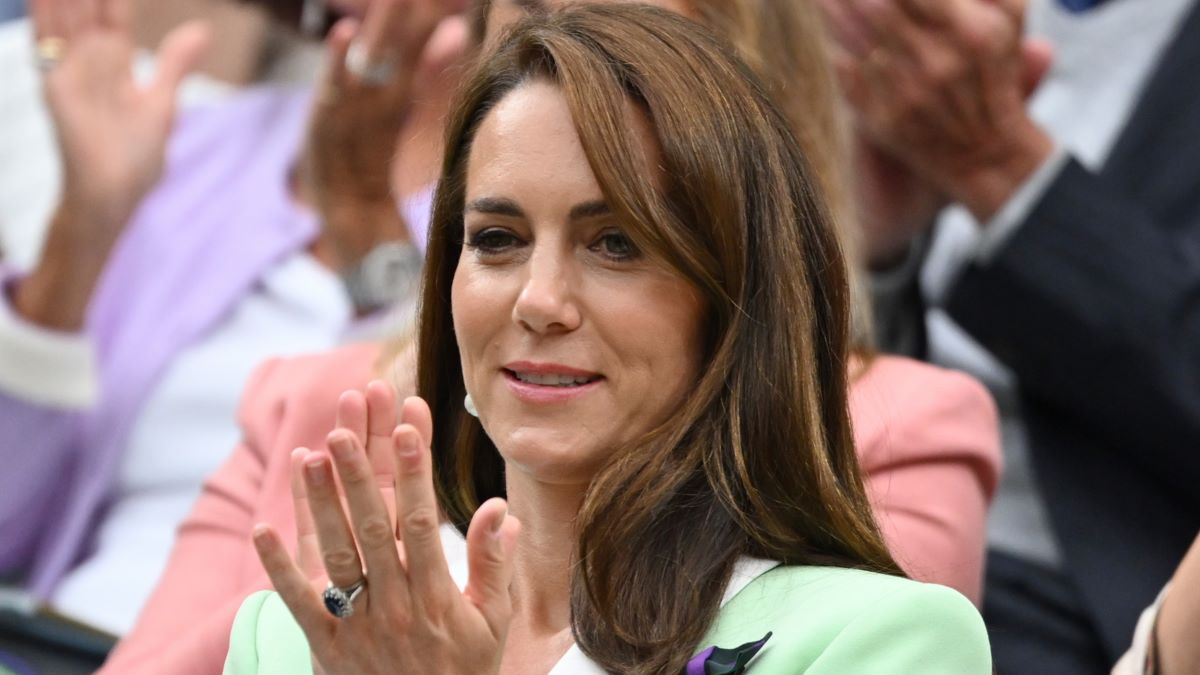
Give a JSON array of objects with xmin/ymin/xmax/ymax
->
[{"xmin": 512, "ymin": 372, "xmax": 596, "ymax": 387}]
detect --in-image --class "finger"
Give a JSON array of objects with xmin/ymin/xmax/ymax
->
[
  {"xmin": 253, "ymin": 524, "xmax": 336, "ymax": 646},
  {"xmin": 58, "ymin": 0, "xmax": 85, "ymax": 42},
  {"xmin": 323, "ymin": 16, "xmax": 357, "ymax": 93},
  {"xmin": 31, "ymin": 0, "xmax": 69, "ymax": 41},
  {"xmin": 147, "ymin": 20, "xmax": 210, "ymax": 118},
  {"xmin": 99, "ymin": 0, "xmax": 131, "ymax": 33},
  {"xmin": 304, "ymin": 451, "xmax": 367, "ymax": 588},
  {"xmin": 335, "ymin": 389, "xmax": 369, "ymax": 445},
  {"xmin": 78, "ymin": 0, "xmax": 100, "ymax": 32},
  {"xmin": 327, "ymin": 430, "xmax": 406, "ymax": 593},
  {"xmin": 358, "ymin": 0, "xmax": 412, "ymax": 66},
  {"xmin": 463, "ymin": 498, "xmax": 519, "ymax": 640},
  {"xmin": 847, "ymin": 0, "xmax": 925, "ymax": 66},
  {"xmin": 393, "ymin": 424, "xmax": 455, "ymax": 601},
  {"xmin": 1019, "ymin": 38, "xmax": 1053, "ymax": 98},
  {"xmin": 364, "ymin": 381, "xmax": 399, "ymax": 528},
  {"xmin": 399, "ymin": 396, "xmax": 434, "ymax": 449},
  {"xmin": 898, "ymin": 0, "xmax": 959, "ymax": 28},
  {"xmin": 291, "ymin": 448, "xmax": 324, "ymax": 578}
]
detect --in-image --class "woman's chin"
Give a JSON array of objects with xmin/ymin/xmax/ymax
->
[{"xmin": 496, "ymin": 432, "xmax": 610, "ymax": 487}]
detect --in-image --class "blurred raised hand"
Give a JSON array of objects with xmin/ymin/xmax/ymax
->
[
  {"xmin": 13, "ymin": 0, "xmax": 209, "ymax": 330},
  {"xmin": 818, "ymin": 0, "xmax": 1053, "ymax": 266},
  {"xmin": 299, "ymin": 0, "xmax": 468, "ymax": 271}
]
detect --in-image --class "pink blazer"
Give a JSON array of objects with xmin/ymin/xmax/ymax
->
[{"xmin": 101, "ymin": 346, "xmax": 999, "ymax": 674}]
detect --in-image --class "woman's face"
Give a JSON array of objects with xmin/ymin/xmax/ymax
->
[{"xmin": 452, "ymin": 81, "xmax": 704, "ymax": 485}]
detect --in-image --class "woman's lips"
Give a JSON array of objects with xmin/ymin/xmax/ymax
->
[{"xmin": 501, "ymin": 364, "xmax": 604, "ymax": 404}]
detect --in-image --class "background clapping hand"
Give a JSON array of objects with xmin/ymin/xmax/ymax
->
[
  {"xmin": 15, "ymin": 0, "xmax": 209, "ymax": 330},
  {"xmin": 254, "ymin": 386, "xmax": 522, "ymax": 675},
  {"xmin": 299, "ymin": 0, "xmax": 468, "ymax": 271},
  {"xmin": 816, "ymin": 0, "xmax": 1054, "ymax": 263}
]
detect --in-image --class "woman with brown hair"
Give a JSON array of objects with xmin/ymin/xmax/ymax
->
[
  {"xmin": 102, "ymin": 1, "xmax": 997, "ymax": 672},
  {"xmin": 228, "ymin": 5, "xmax": 990, "ymax": 673}
]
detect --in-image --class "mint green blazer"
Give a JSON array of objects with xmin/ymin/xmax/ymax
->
[{"xmin": 224, "ymin": 566, "xmax": 991, "ymax": 674}]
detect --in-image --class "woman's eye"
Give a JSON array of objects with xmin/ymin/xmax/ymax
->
[
  {"xmin": 466, "ymin": 228, "xmax": 521, "ymax": 254},
  {"xmin": 593, "ymin": 231, "xmax": 640, "ymax": 261}
]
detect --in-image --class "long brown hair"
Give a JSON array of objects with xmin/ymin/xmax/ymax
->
[{"xmin": 418, "ymin": 5, "xmax": 899, "ymax": 673}]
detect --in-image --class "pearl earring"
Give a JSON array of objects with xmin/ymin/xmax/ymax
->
[{"xmin": 464, "ymin": 393, "xmax": 479, "ymax": 418}]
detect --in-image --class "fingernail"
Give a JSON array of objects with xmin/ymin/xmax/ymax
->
[
  {"xmin": 252, "ymin": 524, "xmax": 271, "ymax": 546},
  {"xmin": 305, "ymin": 456, "xmax": 327, "ymax": 485}
]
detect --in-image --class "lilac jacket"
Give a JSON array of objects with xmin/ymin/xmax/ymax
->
[{"xmin": 0, "ymin": 86, "xmax": 427, "ymax": 599}]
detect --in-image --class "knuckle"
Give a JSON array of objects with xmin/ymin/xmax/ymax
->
[
  {"xmin": 322, "ymin": 547, "xmax": 360, "ymax": 573},
  {"xmin": 402, "ymin": 507, "xmax": 440, "ymax": 537},
  {"xmin": 357, "ymin": 515, "xmax": 395, "ymax": 547}
]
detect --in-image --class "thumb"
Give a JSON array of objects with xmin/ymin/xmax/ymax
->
[
  {"xmin": 1019, "ymin": 37, "xmax": 1053, "ymax": 99},
  {"xmin": 148, "ymin": 20, "xmax": 211, "ymax": 116},
  {"xmin": 464, "ymin": 498, "xmax": 520, "ymax": 640}
]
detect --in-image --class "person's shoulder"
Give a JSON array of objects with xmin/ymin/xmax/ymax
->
[
  {"xmin": 244, "ymin": 342, "xmax": 385, "ymax": 411},
  {"xmin": 851, "ymin": 355, "xmax": 998, "ymax": 463},
  {"xmin": 853, "ymin": 354, "xmax": 995, "ymax": 420},
  {"xmin": 236, "ymin": 342, "xmax": 385, "ymax": 450},
  {"xmin": 707, "ymin": 566, "xmax": 991, "ymax": 674},
  {"xmin": 224, "ymin": 591, "xmax": 313, "ymax": 675}
]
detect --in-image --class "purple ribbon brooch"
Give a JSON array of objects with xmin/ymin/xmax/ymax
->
[{"xmin": 683, "ymin": 632, "xmax": 772, "ymax": 675}]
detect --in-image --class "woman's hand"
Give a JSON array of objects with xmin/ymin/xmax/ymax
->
[
  {"xmin": 299, "ymin": 0, "xmax": 466, "ymax": 270},
  {"xmin": 254, "ymin": 391, "xmax": 521, "ymax": 675},
  {"xmin": 13, "ymin": 0, "xmax": 209, "ymax": 330}
]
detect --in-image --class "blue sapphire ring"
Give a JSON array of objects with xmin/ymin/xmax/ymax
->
[{"xmin": 323, "ymin": 578, "xmax": 367, "ymax": 618}]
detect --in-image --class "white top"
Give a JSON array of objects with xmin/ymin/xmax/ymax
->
[
  {"xmin": 919, "ymin": 0, "xmax": 1195, "ymax": 567},
  {"xmin": 50, "ymin": 252, "xmax": 351, "ymax": 635}
]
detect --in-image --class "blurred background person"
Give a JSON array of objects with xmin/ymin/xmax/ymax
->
[
  {"xmin": 819, "ymin": 0, "xmax": 1200, "ymax": 672},
  {"xmin": 105, "ymin": 0, "xmax": 1001, "ymax": 672},
  {"xmin": 0, "ymin": 0, "xmax": 467, "ymax": 661}
]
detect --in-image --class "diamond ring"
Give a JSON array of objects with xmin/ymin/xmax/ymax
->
[{"xmin": 323, "ymin": 578, "xmax": 367, "ymax": 618}]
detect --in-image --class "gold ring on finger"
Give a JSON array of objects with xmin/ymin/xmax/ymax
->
[{"xmin": 35, "ymin": 36, "xmax": 67, "ymax": 72}]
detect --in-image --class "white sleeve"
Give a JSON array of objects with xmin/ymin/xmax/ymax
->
[
  {"xmin": 0, "ymin": 289, "xmax": 98, "ymax": 408},
  {"xmin": 1111, "ymin": 585, "xmax": 1168, "ymax": 675}
]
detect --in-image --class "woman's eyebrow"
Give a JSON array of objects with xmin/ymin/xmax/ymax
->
[
  {"xmin": 465, "ymin": 197, "xmax": 524, "ymax": 217},
  {"xmin": 569, "ymin": 200, "xmax": 611, "ymax": 221}
]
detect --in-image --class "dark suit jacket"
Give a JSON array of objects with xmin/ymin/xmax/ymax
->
[{"xmin": 892, "ymin": 0, "xmax": 1200, "ymax": 661}]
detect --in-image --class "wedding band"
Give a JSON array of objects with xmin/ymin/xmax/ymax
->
[
  {"xmin": 323, "ymin": 578, "xmax": 367, "ymax": 618},
  {"xmin": 344, "ymin": 40, "xmax": 396, "ymax": 86},
  {"xmin": 35, "ymin": 36, "xmax": 66, "ymax": 72}
]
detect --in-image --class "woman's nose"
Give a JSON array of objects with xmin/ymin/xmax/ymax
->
[{"xmin": 512, "ymin": 249, "xmax": 581, "ymax": 334}]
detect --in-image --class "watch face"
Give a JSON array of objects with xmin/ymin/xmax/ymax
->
[{"xmin": 348, "ymin": 241, "xmax": 424, "ymax": 313}]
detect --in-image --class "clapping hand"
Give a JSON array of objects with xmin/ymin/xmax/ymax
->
[
  {"xmin": 300, "ymin": 0, "xmax": 467, "ymax": 270},
  {"xmin": 253, "ymin": 384, "xmax": 522, "ymax": 674},
  {"xmin": 33, "ymin": 0, "xmax": 209, "ymax": 238},
  {"xmin": 817, "ymin": 0, "xmax": 1054, "ymax": 256},
  {"xmin": 16, "ymin": 0, "xmax": 209, "ymax": 329}
]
